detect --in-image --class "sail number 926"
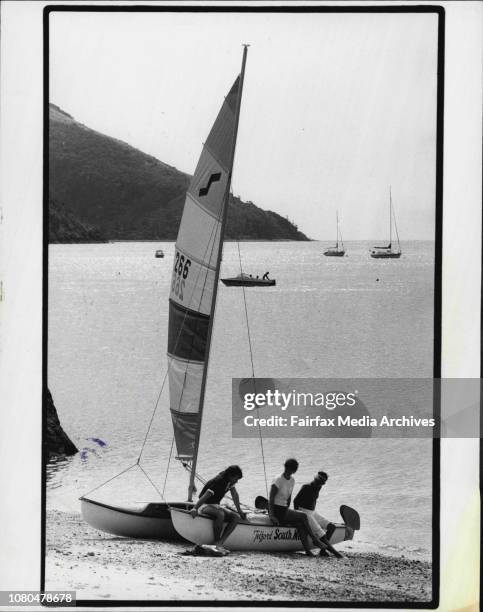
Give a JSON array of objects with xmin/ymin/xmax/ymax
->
[{"xmin": 172, "ymin": 251, "xmax": 191, "ymax": 301}]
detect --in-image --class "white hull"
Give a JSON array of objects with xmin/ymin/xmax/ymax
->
[
  {"xmin": 170, "ymin": 508, "xmax": 352, "ymax": 551},
  {"xmin": 81, "ymin": 497, "xmax": 192, "ymax": 541}
]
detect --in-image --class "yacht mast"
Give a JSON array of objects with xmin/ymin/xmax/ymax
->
[{"xmin": 187, "ymin": 45, "xmax": 249, "ymax": 501}]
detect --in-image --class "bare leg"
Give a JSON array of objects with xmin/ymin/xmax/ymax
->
[
  {"xmin": 319, "ymin": 522, "xmax": 343, "ymax": 557},
  {"xmin": 284, "ymin": 509, "xmax": 318, "ymax": 556},
  {"xmin": 306, "ymin": 524, "xmax": 343, "ymax": 558},
  {"xmin": 297, "ymin": 525, "xmax": 317, "ymax": 556},
  {"xmin": 218, "ymin": 510, "xmax": 239, "ymax": 546},
  {"xmin": 286, "ymin": 509, "xmax": 325, "ymax": 548},
  {"xmin": 296, "ymin": 511, "xmax": 343, "ymax": 558},
  {"xmin": 320, "ymin": 535, "xmax": 343, "ymax": 558},
  {"xmin": 202, "ymin": 506, "xmax": 226, "ymax": 544}
]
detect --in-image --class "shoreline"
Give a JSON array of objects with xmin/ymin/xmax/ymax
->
[{"xmin": 45, "ymin": 510, "xmax": 433, "ymax": 603}]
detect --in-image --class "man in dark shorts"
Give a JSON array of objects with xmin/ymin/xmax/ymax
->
[
  {"xmin": 268, "ymin": 458, "xmax": 329, "ymax": 557},
  {"xmin": 294, "ymin": 471, "xmax": 343, "ymax": 557},
  {"xmin": 190, "ymin": 465, "xmax": 246, "ymax": 552}
]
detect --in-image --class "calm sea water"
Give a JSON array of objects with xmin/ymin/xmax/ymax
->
[{"xmin": 47, "ymin": 241, "xmax": 435, "ymax": 559}]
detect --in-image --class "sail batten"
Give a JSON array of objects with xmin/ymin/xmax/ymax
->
[{"xmin": 167, "ymin": 59, "xmax": 246, "ymax": 469}]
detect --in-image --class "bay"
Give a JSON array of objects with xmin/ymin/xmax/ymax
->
[{"xmin": 47, "ymin": 240, "xmax": 434, "ymax": 559}]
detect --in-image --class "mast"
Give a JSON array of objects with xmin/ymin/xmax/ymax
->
[
  {"xmin": 335, "ymin": 211, "xmax": 339, "ymax": 249},
  {"xmin": 389, "ymin": 186, "xmax": 392, "ymax": 247},
  {"xmin": 393, "ymin": 194, "xmax": 401, "ymax": 253},
  {"xmin": 188, "ymin": 45, "xmax": 249, "ymax": 501}
]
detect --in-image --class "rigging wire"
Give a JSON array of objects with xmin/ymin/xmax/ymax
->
[
  {"xmin": 392, "ymin": 204, "xmax": 401, "ymax": 250},
  {"xmin": 81, "ymin": 463, "xmax": 139, "ymax": 498},
  {"xmin": 235, "ymin": 240, "xmax": 269, "ymax": 500},
  {"xmin": 161, "ymin": 434, "xmax": 178, "ymax": 498},
  {"xmin": 86, "ymin": 215, "xmax": 219, "ymax": 500},
  {"xmin": 138, "ymin": 463, "xmax": 165, "ymax": 499}
]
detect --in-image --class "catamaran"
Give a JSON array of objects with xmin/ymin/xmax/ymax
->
[
  {"xmin": 370, "ymin": 188, "xmax": 402, "ymax": 258},
  {"xmin": 324, "ymin": 211, "xmax": 345, "ymax": 257},
  {"xmin": 81, "ymin": 48, "xmax": 249, "ymax": 541}
]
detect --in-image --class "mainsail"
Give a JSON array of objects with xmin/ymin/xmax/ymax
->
[{"xmin": 167, "ymin": 50, "xmax": 247, "ymax": 493}]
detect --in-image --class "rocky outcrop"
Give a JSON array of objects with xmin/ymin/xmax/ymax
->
[{"xmin": 45, "ymin": 389, "xmax": 78, "ymax": 458}]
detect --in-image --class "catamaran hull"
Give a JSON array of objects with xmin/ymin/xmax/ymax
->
[
  {"xmin": 81, "ymin": 498, "xmax": 192, "ymax": 541},
  {"xmin": 170, "ymin": 508, "xmax": 352, "ymax": 551},
  {"xmin": 370, "ymin": 252, "xmax": 401, "ymax": 259}
]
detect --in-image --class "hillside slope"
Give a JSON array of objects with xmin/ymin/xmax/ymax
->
[
  {"xmin": 49, "ymin": 104, "xmax": 308, "ymax": 241},
  {"xmin": 49, "ymin": 199, "xmax": 107, "ymax": 243}
]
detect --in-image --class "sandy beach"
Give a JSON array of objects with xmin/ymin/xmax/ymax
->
[{"xmin": 45, "ymin": 510, "xmax": 432, "ymax": 603}]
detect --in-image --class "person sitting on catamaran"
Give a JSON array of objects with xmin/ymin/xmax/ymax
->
[
  {"xmin": 262, "ymin": 271, "xmax": 270, "ymax": 280},
  {"xmin": 268, "ymin": 458, "xmax": 328, "ymax": 557},
  {"xmin": 189, "ymin": 465, "xmax": 247, "ymax": 552},
  {"xmin": 293, "ymin": 471, "xmax": 343, "ymax": 558}
]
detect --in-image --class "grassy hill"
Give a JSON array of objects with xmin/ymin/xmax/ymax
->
[
  {"xmin": 49, "ymin": 199, "xmax": 107, "ymax": 243},
  {"xmin": 49, "ymin": 104, "xmax": 308, "ymax": 241}
]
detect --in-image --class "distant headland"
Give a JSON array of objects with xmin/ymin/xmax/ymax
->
[{"xmin": 49, "ymin": 104, "xmax": 309, "ymax": 243}]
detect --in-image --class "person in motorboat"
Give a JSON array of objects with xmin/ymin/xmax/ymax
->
[
  {"xmin": 262, "ymin": 271, "xmax": 270, "ymax": 280},
  {"xmin": 189, "ymin": 465, "xmax": 247, "ymax": 552},
  {"xmin": 293, "ymin": 471, "xmax": 343, "ymax": 558},
  {"xmin": 268, "ymin": 458, "xmax": 329, "ymax": 557}
]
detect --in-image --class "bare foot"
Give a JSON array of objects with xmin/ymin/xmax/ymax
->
[{"xmin": 215, "ymin": 545, "xmax": 230, "ymax": 554}]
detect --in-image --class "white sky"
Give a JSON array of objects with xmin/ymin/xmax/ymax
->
[{"xmin": 50, "ymin": 10, "xmax": 438, "ymax": 240}]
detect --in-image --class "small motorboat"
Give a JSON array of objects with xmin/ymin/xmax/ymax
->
[
  {"xmin": 221, "ymin": 273, "xmax": 276, "ymax": 287},
  {"xmin": 155, "ymin": 249, "xmax": 165, "ymax": 258}
]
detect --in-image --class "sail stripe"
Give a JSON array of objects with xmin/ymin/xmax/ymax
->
[
  {"xmin": 203, "ymin": 143, "xmax": 229, "ymax": 174},
  {"xmin": 168, "ymin": 358, "xmax": 204, "ymax": 414},
  {"xmin": 175, "ymin": 199, "xmax": 221, "ymax": 271},
  {"xmin": 171, "ymin": 244, "xmax": 217, "ymax": 273},
  {"xmin": 169, "ymin": 250, "xmax": 215, "ymax": 316},
  {"xmin": 203, "ymin": 78, "xmax": 239, "ymax": 169},
  {"xmin": 168, "ymin": 297, "xmax": 211, "ymax": 320},
  {"xmin": 168, "ymin": 300, "xmax": 209, "ymax": 362},
  {"xmin": 170, "ymin": 409, "xmax": 199, "ymax": 459},
  {"xmin": 167, "ymin": 352, "xmax": 200, "ymax": 365},
  {"xmin": 185, "ymin": 191, "xmax": 223, "ymax": 225}
]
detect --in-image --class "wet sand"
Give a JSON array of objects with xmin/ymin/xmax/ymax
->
[{"xmin": 45, "ymin": 510, "xmax": 433, "ymax": 603}]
